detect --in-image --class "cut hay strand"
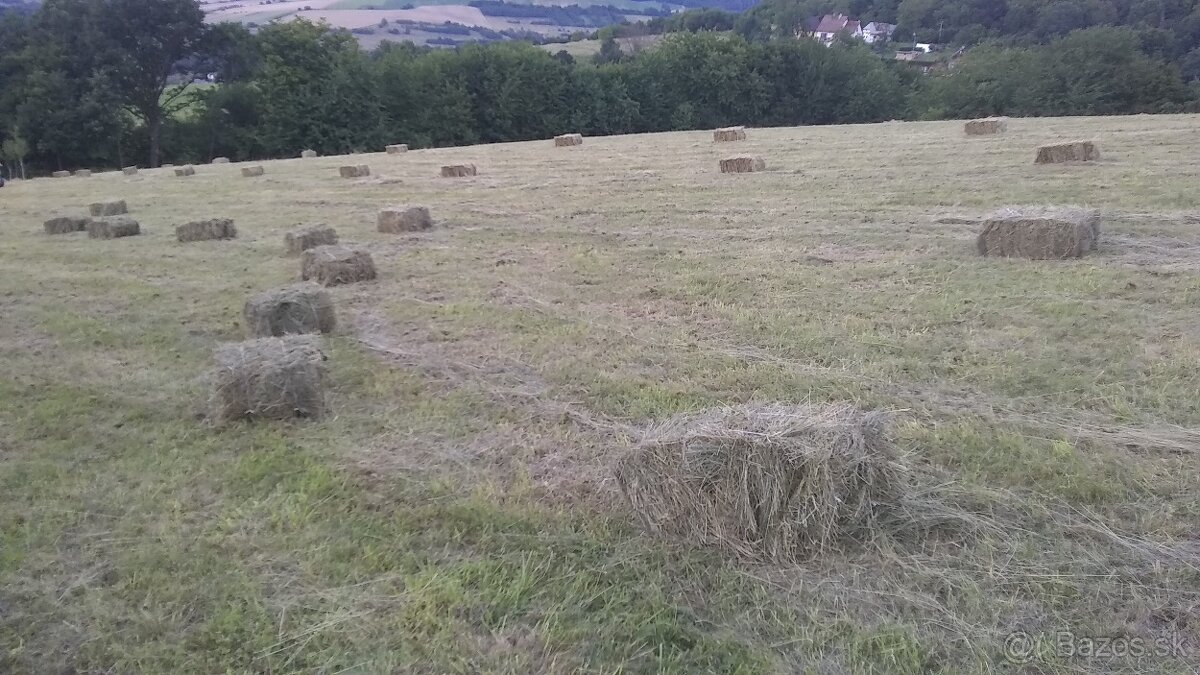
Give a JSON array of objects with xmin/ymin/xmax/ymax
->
[
  {"xmin": 88, "ymin": 200, "xmax": 128, "ymax": 217},
  {"xmin": 377, "ymin": 206, "xmax": 432, "ymax": 233},
  {"xmin": 244, "ymin": 283, "xmax": 336, "ymax": 338},
  {"xmin": 43, "ymin": 216, "xmax": 90, "ymax": 235},
  {"xmin": 122, "ymin": 166, "xmax": 138, "ymax": 176},
  {"xmin": 74, "ymin": 170, "xmax": 92, "ymax": 177},
  {"xmin": 339, "ymin": 165, "xmax": 370, "ymax": 178},
  {"xmin": 713, "ymin": 126, "xmax": 747, "ymax": 142},
  {"xmin": 385, "ymin": 144, "xmax": 408, "ymax": 154},
  {"xmin": 964, "ymin": 117, "xmax": 1008, "ymax": 135},
  {"xmin": 977, "ymin": 206, "xmax": 1100, "ymax": 259},
  {"xmin": 241, "ymin": 166, "xmax": 265, "ymax": 178},
  {"xmin": 86, "ymin": 216, "xmax": 140, "ymax": 239},
  {"xmin": 614, "ymin": 403, "xmax": 906, "ymax": 561},
  {"xmin": 284, "ymin": 225, "xmax": 338, "ymax": 256},
  {"xmin": 301, "ymin": 149, "xmax": 317, "ymax": 158},
  {"xmin": 174, "ymin": 166, "xmax": 196, "ymax": 177},
  {"xmin": 211, "ymin": 335, "xmax": 327, "ymax": 422},
  {"xmin": 51, "ymin": 171, "xmax": 70, "ymax": 178},
  {"xmin": 176, "ymin": 218, "xmax": 238, "ymax": 243},
  {"xmin": 211, "ymin": 157, "xmax": 230, "ymax": 164},
  {"xmin": 719, "ymin": 157, "xmax": 766, "ymax": 174},
  {"xmin": 1035, "ymin": 140, "xmax": 1099, "ymax": 164},
  {"xmin": 440, "ymin": 164, "xmax": 476, "ymax": 178},
  {"xmin": 301, "ymin": 245, "xmax": 376, "ymax": 287},
  {"xmin": 553, "ymin": 133, "xmax": 583, "ymax": 147}
]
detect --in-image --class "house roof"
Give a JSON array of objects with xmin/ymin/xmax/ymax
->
[
  {"xmin": 863, "ymin": 22, "xmax": 896, "ymax": 33},
  {"xmin": 815, "ymin": 14, "xmax": 850, "ymax": 34}
]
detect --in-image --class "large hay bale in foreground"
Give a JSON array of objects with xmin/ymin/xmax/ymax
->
[
  {"xmin": 719, "ymin": 157, "xmax": 766, "ymax": 174},
  {"xmin": 52, "ymin": 171, "xmax": 71, "ymax": 178},
  {"xmin": 244, "ymin": 283, "xmax": 336, "ymax": 338},
  {"xmin": 385, "ymin": 144, "xmax": 408, "ymax": 154},
  {"xmin": 713, "ymin": 126, "xmax": 747, "ymax": 142},
  {"xmin": 74, "ymin": 169, "xmax": 92, "ymax": 178},
  {"xmin": 122, "ymin": 166, "xmax": 138, "ymax": 176},
  {"xmin": 554, "ymin": 133, "xmax": 583, "ymax": 147},
  {"xmin": 176, "ymin": 218, "xmax": 238, "ymax": 243},
  {"xmin": 44, "ymin": 216, "xmax": 90, "ymax": 235},
  {"xmin": 86, "ymin": 216, "xmax": 140, "ymax": 239},
  {"xmin": 284, "ymin": 225, "xmax": 338, "ymax": 255},
  {"xmin": 977, "ymin": 206, "xmax": 1101, "ymax": 259},
  {"xmin": 440, "ymin": 164, "xmax": 476, "ymax": 178},
  {"xmin": 339, "ymin": 165, "xmax": 370, "ymax": 178},
  {"xmin": 1035, "ymin": 140, "xmax": 1099, "ymax": 164},
  {"xmin": 964, "ymin": 117, "xmax": 1008, "ymax": 135},
  {"xmin": 377, "ymin": 205, "xmax": 432, "ymax": 233},
  {"xmin": 211, "ymin": 157, "xmax": 230, "ymax": 164},
  {"xmin": 301, "ymin": 149, "xmax": 318, "ymax": 158},
  {"xmin": 211, "ymin": 335, "xmax": 327, "ymax": 422},
  {"xmin": 301, "ymin": 245, "xmax": 376, "ymax": 286},
  {"xmin": 89, "ymin": 199, "xmax": 128, "ymax": 217},
  {"xmin": 241, "ymin": 166, "xmax": 265, "ymax": 178},
  {"xmin": 614, "ymin": 403, "xmax": 905, "ymax": 561},
  {"xmin": 175, "ymin": 166, "xmax": 196, "ymax": 177}
]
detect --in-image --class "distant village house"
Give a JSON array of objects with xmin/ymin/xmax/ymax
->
[{"xmin": 801, "ymin": 14, "xmax": 896, "ymax": 46}]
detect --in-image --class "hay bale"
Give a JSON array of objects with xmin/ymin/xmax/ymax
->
[
  {"xmin": 86, "ymin": 216, "xmax": 140, "ymax": 239},
  {"xmin": 553, "ymin": 133, "xmax": 583, "ymax": 147},
  {"xmin": 162, "ymin": 164, "xmax": 175, "ymax": 168},
  {"xmin": 377, "ymin": 205, "xmax": 432, "ymax": 233},
  {"xmin": 964, "ymin": 117, "xmax": 1008, "ymax": 135},
  {"xmin": 284, "ymin": 225, "xmax": 338, "ymax": 255},
  {"xmin": 88, "ymin": 199, "xmax": 128, "ymax": 217},
  {"xmin": 44, "ymin": 216, "xmax": 90, "ymax": 235},
  {"xmin": 122, "ymin": 166, "xmax": 138, "ymax": 176},
  {"xmin": 613, "ymin": 403, "xmax": 905, "ymax": 561},
  {"xmin": 386, "ymin": 144, "xmax": 409, "ymax": 154},
  {"xmin": 440, "ymin": 164, "xmax": 477, "ymax": 178},
  {"xmin": 339, "ymin": 165, "xmax": 370, "ymax": 178},
  {"xmin": 176, "ymin": 218, "xmax": 237, "ymax": 243},
  {"xmin": 175, "ymin": 166, "xmax": 196, "ymax": 177},
  {"xmin": 211, "ymin": 157, "xmax": 230, "ymax": 164},
  {"xmin": 977, "ymin": 206, "xmax": 1101, "ymax": 259},
  {"xmin": 244, "ymin": 283, "xmax": 336, "ymax": 338},
  {"xmin": 719, "ymin": 157, "xmax": 766, "ymax": 174},
  {"xmin": 301, "ymin": 149, "xmax": 318, "ymax": 158},
  {"xmin": 211, "ymin": 335, "xmax": 327, "ymax": 422},
  {"xmin": 1035, "ymin": 140, "xmax": 1100, "ymax": 164},
  {"xmin": 52, "ymin": 170, "xmax": 71, "ymax": 178},
  {"xmin": 74, "ymin": 169, "xmax": 92, "ymax": 177},
  {"xmin": 241, "ymin": 166, "xmax": 265, "ymax": 178},
  {"xmin": 300, "ymin": 245, "xmax": 376, "ymax": 286},
  {"xmin": 713, "ymin": 126, "xmax": 747, "ymax": 142}
]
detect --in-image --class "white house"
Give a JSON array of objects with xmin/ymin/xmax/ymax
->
[
  {"xmin": 862, "ymin": 22, "xmax": 897, "ymax": 45},
  {"xmin": 812, "ymin": 14, "xmax": 861, "ymax": 46}
]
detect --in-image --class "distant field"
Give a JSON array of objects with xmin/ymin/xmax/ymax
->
[{"xmin": 542, "ymin": 33, "xmax": 664, "ymax": 57}]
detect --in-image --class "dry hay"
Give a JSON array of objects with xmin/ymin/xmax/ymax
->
[
  {"xmin": 977, "ymin": 206, "xmax": 1101, "ymax": 259},
  {"xmin": 88, "ymin": 199, "xmax": 128, "ymax": 217},
  {"xmin": 86, "ymin": 216, "xmax": 140, "ymax": 239},
  {"xmin": 719, "ymin": 157, "xmax": 766, "ymax": 174},
  {"xmin": 440, "ymin": 164, "xmax": 477, "ymax": 178},
  {"xmin": 964, "ymin": 116, "xmax": 1008, "ymax": 135},
  {"xmin": 244, "ymin": 282, "xmax": 336, "ymax": 338},
  {"xmin": 385, "ymin": 144, "xmax": 409, "ymax": 154},
  {"xmin": 241, "ymin": 166, "xmax": 265, "ymax": 178},
  {"xmin": 301, "ymin": 245, "xmax": 377, "ymax": 287},
  {"xmin": 74, "ymin": 169, "xmax": 92, "ymax": 177},
  {"xmin": 122, "ymin": 166, "xmax": 138, "ymax": 176},
  {"xmin": 377, "ymin": 205, "xmax": 432, "ymax": 233},
  {"xmin": 43, "ymin": 216, "xmax": 90, "ymax": 235},
  {"xmin": 553, "ymin": 133, "xmax": 583, "ymax": 147},
  {"xmin": 162, "ymin": 164, "xmax": 175, "ymax": 168},
  {"xmin": 176, "ymin": 218, "xmax": 238, "ymax": 243},
  {"xmin": 51, "ymin": 171, "xmax": 70, "ymax": 178},
  {"xmin": 339, "ymin": 165, "xmax": 370, "ymax": 178},
  {"xmin": 713, "ymin": 126, "xmax": 747, "ymax": 142},
  {"xmin": 1035, "ymin": 140, "xmax": 1100, "ymax": 164},
  {"xmin": 210, "ymin": 334, "xmax": 327, "ymax": 422},
  {"xmin": 284, "ymin": 225, "xmax": 338, "ymax": 255},
  {"xmin": 301, "ymin": 149, "xmax": 318, "ymax": 158},
  {"xmin": 613, "ymin": 403, "xmax": 906, "ymax": 561},
  {"xmin": 175, "ymin": 166, "xmax": 196, "ymax": 177},
  {"xmin": 211, "ymin": 157, "xmax": 230, "ymax": 164}
]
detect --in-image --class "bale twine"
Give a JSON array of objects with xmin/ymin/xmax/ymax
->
[
  {"xmin": 713, "ymin": 126, "xmax": 747, "ymax": 142},
  {"xmin": 301, "ymin": 149, "xmax": 318, "ymax": 158},
  {"xmin": 241, "ymin": 166, "xmax": 265, "ymax": 178},
  {"xmin": 210, "ymin": 334, "xmax": 327, "ymax": 422},
  {"xmin": 176, "ymin": 218, "xmax": 237, "ymax": 243},
  {"xmin": 386, "ymin": 144, "xmax": 409, "ymax": 154},
  {"xmin": 378, "ymin": 206, "xmax": 432, "ymax": 233},
  {"xmin": 719, "ymin": 157, "xmax": 766, "ymax": 174},
  {"xmin": 440, "ymin": 164, "xmax": 477, "ymax": 178},
  {"xmin": 89, "ymin": 199, "xmax": 128, "ymax": 217},
  {"xmin": 284, "ymin": 225, "xmax": 338, "ymax": 256},
  {"xmin": 964, "ymin": 117, "xmax": 1008, "ymax": 135},
  {"xmin": 122, "ymin": 166, "xmax": 138, "ymax": 176},
  {"xmin": 51, "ymin": 171, "xmax": 71, "ymax": 178},
  {"xmin": 553, "ymin": 133, "xmax": 583, "ymax": 147},
  {"xmin": 339, "ymin": 165, "xmax": 370, "ymax": 178},
  {"xmin": 74, "ymin": 169, "xmax": 92, "ymax": 178},
  {"xmin": 301, "ymin": 245, "xmax": 377, "ymax": 286},
  {"xmin": 86, "ymin": 216, "xmax": 140, "ymax": 239},
  {"xmin": 244, "ymin": 282, "xmax": 336, "ymax": 338},
  {"xmin": 175, "ymin": 166, "xmax": 196, "ymax": 177},
  {"xmin": 44, "ymin": 216, "xmax": 90, "ymax": 235},
  {"xmin": 1035, "ymin": 140, "xmax": 1099, "ymax": 164},
  {"xmin": 614, "ymin": 403, "xmax": 905, "ymax": 561},
  {"xmin": 976, "ymin": 206, "xmax": 1101, "ymax": 259},
  {"xmin": 211, "ymin": 157, "xmax": 230, "ymax": 164}
]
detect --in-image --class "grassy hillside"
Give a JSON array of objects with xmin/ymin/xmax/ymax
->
[{"xmin": 2, "ymin": 116, "xmax": 1200, "ymax": 673}]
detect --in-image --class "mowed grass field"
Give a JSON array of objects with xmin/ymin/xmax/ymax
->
[{"xmin": 3, "ymin": 115, "xmax": 1200, "ymax": 673}]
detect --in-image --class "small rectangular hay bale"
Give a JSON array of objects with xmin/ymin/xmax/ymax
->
[
  {"xmin": 976, "ymin": 206, "xmax": 1101, "ymax": 259},
  {"xmin": 44, "ymin": 216, "xmax": 90, "ymax": 235},
  {"xmin": 74, "ymin": 169, "xmax": 92, "ymax": 177},
  {"xmin": 719, "ymin": 157, "xmax": 766, "ymax": 173},
  {"xmin": 440, "ymin": 164, "xmax": 477, "ymax": 178},
  {"xmin": 339, "ymin": 165, "xmax": 370, "ymax": 178},
  {"xmin": 122, "ymin": 166, "xmax": 138, "ymax": 176},
  {"xmin": 244, "ymin": 282, "xmax": 336, "ymax": 338},
  {"xmin": 378, "ymin": 206, "xmax": 432, "ymax": 233},
  {"xmin": 89, "ymin": 199, "xmax": 128, "ymax": 217},
  {"xmin": 1035, "ymin": 140, "xmax": 1099, "ymax": 164},
  {"xmin": 553, "ymin": 133, "xmax": 583, "ymax": 147},
  {"xmin": 211, "ymin": 157, "xmax": 230, "ymax": 164},
  {"xmin": 86, "ymin": 216, "xmax": 140, "ymax": 239},
  {"xmin": 176, "ymin": 218, "xmax": 238, "ymax": 243},
  {"xmin": 175, "ymin": 166, "xmax": 196, "ymax": 177},
  {"xmin": 284, "ymin": 225, "xmax": 338, "ymax": 255},
  {"xmin": 51, "ymin": 170, "xmax": 71, "ymax": 178},
  {"xmin": 211, "ymin": 334, "xmax": 327, "ymax": 422},
  {"xmin": 300, "ymin": 245, "xmax": 377, "ymax": 286},
  {"xmin": 385, "ymin": 144, "xmax": 409, "ymax": 154},
  {"xmin": 964, "ymin": 117, "xmax": 1008, "ymax": 135},
  {"xmin": 241, "ymin": 166, "xmax": 265, "ymax": 178},
  {"xmin": 713, "ymin": 126, "xmax": 747, "ymax": 142},
  {"xmin": 301, "ymin": 149, "xmax": 318, "ymax": 158}
]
